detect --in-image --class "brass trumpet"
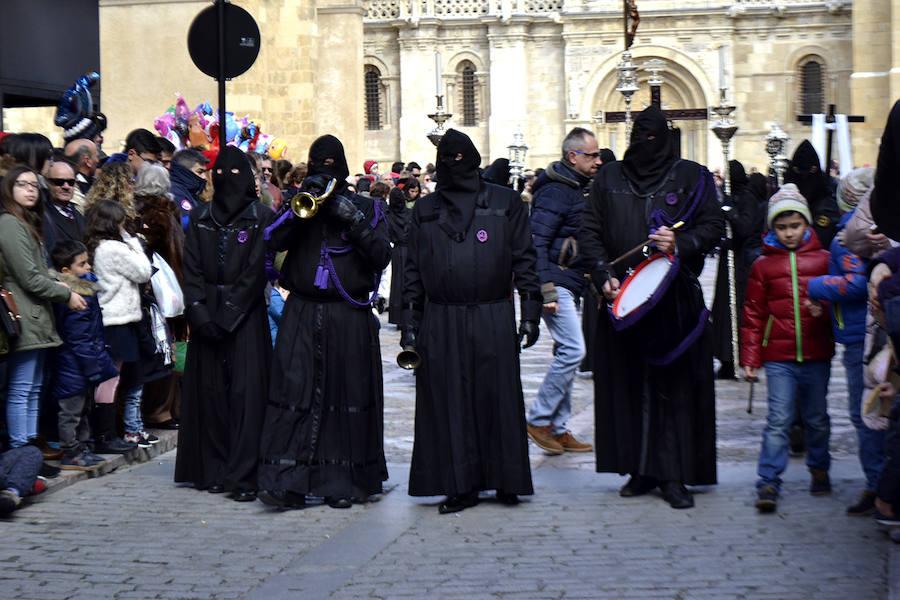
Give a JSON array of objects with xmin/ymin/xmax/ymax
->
[
  {"xmin": 290, "ymin": 177, "xmax": 336, "ymax": 219},
  {"xmin": 396, "ymin": 346, "xmax": 421, "ymax": 370}
]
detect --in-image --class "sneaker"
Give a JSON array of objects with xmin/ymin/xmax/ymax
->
[
  {"xmin": 139, "ymin": 431, "xmax": 160, "ymax": 445},
  {"xmin": 29, "ymin": 477, "xmax": 46, "ymax": 496},
  {"xmin": 38, "ymin": 462, "xmax": 60, "ymax": 478},
  {"xmin": 526, "ymin": 424, "xmax": 564, "ymax": 455},
  {"xmin": 875, "ymin": 510, "xmax": 900, "ymax": 527},
  {"xmin": 60, "ymin": 449, "xmax": 107, "ymax": 471},
  {"xmin": 756, "ymin": 485, "xmax": 777, "ymax": 512},
  {"xmin": 809, "ymin": 468, "xmax": 831, "ymax": 496},
  {"xmin": 554, "ymin": 431, "xmax": 593, "ymax": 452},
  {"xmin": 124, "ymin": 433, "xmax": 151, "ymax": 449},
  {"xmin": 847, "ymin": 490, "xmax": 877, "ymax": 516},
  {"xmin": 0, "ymin": 489, "xmax": 21, "ymax": 515},
  {"xmin": 94, "ymin": 435, "xmax": 137, "ymax": 454}
]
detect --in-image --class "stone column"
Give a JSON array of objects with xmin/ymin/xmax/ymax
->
[
  {"xmin": 315, "ymin": 0, "xmax": 365, "ymax": 172},
  {"xmin": 850, "ymin": 0, "xmax": 892, "ymax": 164},
  {"xmin": 485, "ymin": 18, "xmax": 531, "ymax": 164},
  {"xmin": 397, "ymin": 22, "xmax": 442, "ymax": 166}
]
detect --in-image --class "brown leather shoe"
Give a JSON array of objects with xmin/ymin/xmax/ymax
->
[
  {"xmin": 526, "ymin": 425, "xmax": 564, "ymax": 455},
  {"xmin": 554, "ymin": 431, "xmax": 593, "ymax": 452},
  {"xmin": 29, "ymin": 437, "xmax": 63, "ymax": 461}
]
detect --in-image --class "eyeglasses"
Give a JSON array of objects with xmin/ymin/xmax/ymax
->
[
  {"xmin": 14, "ymin": 180, "xmax": 39, "ymax": 191},
  {"xmin": 47, "ymin": 178, "xmax": 76, "ymax": 187},
  {"xmin": 572, "ymin": 150, "xmax": 602, "ymax": 159}
]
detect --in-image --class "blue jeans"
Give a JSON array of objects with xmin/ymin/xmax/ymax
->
[
  {"xmin": 843, "ymin": 341, "xmax": 885, "ymax": 491},
  {"xmin": 528, "ymin": 286, "xmax": 585, "ymax": 436},
  {"xmin": 757, "ymin": 360, "xmax": 831, "ymax": 492},
  {"xmin": 6, "ymin": 350, "xmax": 47, "ymax": 448},
  {"xmin": 122, "ymin": 385, "xmax": 144, "ymax": 435}
]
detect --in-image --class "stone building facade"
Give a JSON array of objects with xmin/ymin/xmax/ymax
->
[{"xmin": 362, "ymin": 0, "xmax": 870, "ymax": 173}]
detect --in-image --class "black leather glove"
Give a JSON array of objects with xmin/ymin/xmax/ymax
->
[
  {"xmin": 400, "ymin": 327, "xmax": 417, "ymax": 351},
  {"xmin": 326, "ymin": 194, "xmax": 366, "ymax": 228},
  {"xmin": 518, "ymin": 320, "xmax": 539, "ymax": 349},
  {"xmin": 195, "ymin": 321, "xmax": 223, "ymax": 342}
]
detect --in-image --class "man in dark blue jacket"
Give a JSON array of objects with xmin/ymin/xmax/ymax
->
[
  {"xmin": 169, "ymin": 149, "xmax": 209, "ymax": 231},
  {"xmin": 526, "ymin": 127, "xmax": 602, "ymax": 455}
]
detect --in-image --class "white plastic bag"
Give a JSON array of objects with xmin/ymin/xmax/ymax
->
[{"xmin": 150, "ymin": 253, "xmax": 184, "ymax": 317}]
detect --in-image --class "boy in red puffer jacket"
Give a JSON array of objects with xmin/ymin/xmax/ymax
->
[{"xmin": 741, "ymin": 183, "xmax": 834, "ymax": 513}]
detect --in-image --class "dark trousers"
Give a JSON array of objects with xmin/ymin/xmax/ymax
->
[
  {"xmin": 57, "ymin": 392, "xmax": 91, "ymax": 456},
  {"xmin": 0, "ymin": 445, "xmax": 42, "ymax": 495}
]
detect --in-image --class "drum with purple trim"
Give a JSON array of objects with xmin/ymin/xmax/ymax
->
[{"xmin": 608, "ymin": 253, "xmax": 709, "ymax": 366}]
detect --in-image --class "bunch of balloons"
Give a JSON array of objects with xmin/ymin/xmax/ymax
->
[
  {"xmin": 153, "ymin": 93, "xmax": 287, "ymax": 158},
  {"xmin": 54, "ymin": 72, "xmax": 107, "ymax": 144}
]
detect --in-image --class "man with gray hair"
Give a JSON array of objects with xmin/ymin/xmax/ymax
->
[
  {"xmin": 170, "ymin": 149, "xmax": 209, "ymax": 230},
  {"xmin": 64, "ymin": 138, "xmax": 99, "ymax": 213},
  {"xmin": 526, "ymin": 127, "xmax": 601, "ymax": 455}
]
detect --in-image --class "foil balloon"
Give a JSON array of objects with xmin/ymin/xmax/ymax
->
[
  {"xmin": 188, "ymin": 113, "xmax": 209, "ymax": 149},
  {"xmin": 268, "ymin": 139, "xmax": 287, "ymax": 160},
  {"xmin": 54, "ymin": 72, "xmax": 102, "ymax": 142},
  {"xmin": 224, "ymin": 112, "xmax": 239, "ymax": 143},
  {"xmin": 154, "ymin": 113, "xmax": 174, "ymax": 137},
  {"xmin": 174, "ymin": 94, "xmax": 191, "ymax": 121},
  {"xmin": 255, "ymin": 133, "xmax": 274, "ymax": 154}
]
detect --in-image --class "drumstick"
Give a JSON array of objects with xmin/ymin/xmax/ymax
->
[{"xmin": 607, "ymin": 220, "xmax": 685, "ymax": 267}]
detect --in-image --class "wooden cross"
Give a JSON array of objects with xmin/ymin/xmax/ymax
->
[{"xmin": 796, "ymin": 103, "xmax": 865, "ymax": 171}]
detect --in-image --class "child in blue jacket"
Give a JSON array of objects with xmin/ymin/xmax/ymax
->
[
  {"xmin": 50, "ymin": 240, "xmax": 118, "ymax": 471},
  {"xmin": 808, "ymin": 168, "xmax": 885, "ymax": 515}
]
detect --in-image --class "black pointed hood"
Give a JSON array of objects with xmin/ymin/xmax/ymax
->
[
  {"xmin": 435, "ymin": 129, "xmax": 481, "ymax": 241},
  {"xmin": 622, "ymin": 106, "xmax": 675, "ymax": 195},
  {"xmin": 308, "ymin": 134, "xmax": 350, "ymax": 184},
  {"xmin": 211, "ymin": 146, "xmax": 256, "ymax": 224},
  {"xmin": 785, "ymin": 140, "xmax": 828, "ymax": 205}
]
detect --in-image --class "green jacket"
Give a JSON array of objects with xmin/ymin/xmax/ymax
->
[{"xmin": 0, "ymin": 213, "xmax": 69, "ymax": 352}]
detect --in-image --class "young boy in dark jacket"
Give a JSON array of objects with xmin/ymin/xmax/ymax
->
[
  {"xmin": 51, "ymin": 240, "xmax": 118, "ymax": 470},
  {"xmin": 741, "ymin": 184, "xmax": 834, "ymax": 512}
]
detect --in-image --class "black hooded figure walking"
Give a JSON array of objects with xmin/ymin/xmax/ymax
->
[
  {"xmin": 403, "ymin": 129, "xmax": 541, "ymax": 514},
  {"xmin": 785, "ymin": 140, "xmax": 840, "ymax": 248},
  {"xmin": 710, "ymin": 160, "xmax": 760, "ymax": 379},
  {"xmin": 174, "ymin": 147, "xmax": 274, "ymax": 502},
  {"xmin": 257, "ymin": 135, "xmax": 391, "ymax": 510},
  {"xmin": 580, "ymin": 106, "xmax": 723, "ymax": 509}
]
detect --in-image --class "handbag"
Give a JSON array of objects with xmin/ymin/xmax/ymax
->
[
  {"xmin": 0, "ymin": 287, "xmax": 22, "ymax": 341},
  {"xmin": 150, "ymin": 253, "xmax": 185, "ymax": 318}
]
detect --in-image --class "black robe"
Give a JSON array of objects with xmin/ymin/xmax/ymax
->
[
  {"xmin": 387, "ymin": 187, "xmax": 410, "ymax": 324},
  {"xmin": 257, "ymin": 192, "xmax": 391, "ymax": 499},
  {"xmin": 174, "ymin": 201, "xmax": 273, "ymax": 492},
  {"xmin": 404, "ymin": 183, "xmax": 541, "ymax": 497},
  {"xmin": 710, "ymin": 181, "xmax": 760, "ymax": 370},
  {"xmin": 580, "ymin": 160, "xmax": 722, "ymax": 485}
]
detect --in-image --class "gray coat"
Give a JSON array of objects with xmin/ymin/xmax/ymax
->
[{"xmin": 0, "ymin": 213, "xmax": 69, "ymax": 352}]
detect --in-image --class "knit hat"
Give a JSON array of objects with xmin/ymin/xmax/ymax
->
[
  {"xmin": 767, "ymin": 183, "xmax": 812, "ymax": 228},
  {"xmin": 364, "ymin": 160, "xmax": 377, "ymax": 174},
  {"xmin": 837, "ymin": 167, "xmax": 875, "ymax": 213}
]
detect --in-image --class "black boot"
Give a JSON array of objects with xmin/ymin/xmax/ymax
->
[
  {"xmin": 660, "ymin": 481, "xmax": 694, "ymax": 509},
  {"xmin": 92, "ymin": 404, "xmax": 136, "ymax": 454},
  {"xmin": 620, "ymin": 474, "xmax": 658, "ymax": 497}
]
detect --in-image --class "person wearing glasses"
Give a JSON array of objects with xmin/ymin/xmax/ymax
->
[
  {"xmin": 42, "ymin": 158, "xmax": 86, "ymax": 251},
  {"xmin": 124, "ymin": 129, "xmax": 162, "ymax": 175},
  {"xmin": 525, "ymin": 127, "xmax": 601, "ymax": 456}
]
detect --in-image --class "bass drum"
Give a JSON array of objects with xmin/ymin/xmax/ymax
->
[{"xmin": 608, "ymin": 253, "xmax": 709, "ymax": 366}]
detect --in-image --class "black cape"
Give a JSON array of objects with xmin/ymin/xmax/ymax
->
[
  {"xmin": 174, "ymin": 201, "xmax": 274, "ymax": 492},
  {"xmin": 580, "ymin": 159, "xmax": 722, "ymax": 485},
  {"xmin": 257, "ymin": 190, "xmax": 391, "ymax": 499},
  {"xmin": 387, "ymin": 186, "xmax": 411, "ymax": 324},
  {"xmin": 404, "ymin": 182, "xmax": 541, "ymax": 496}
]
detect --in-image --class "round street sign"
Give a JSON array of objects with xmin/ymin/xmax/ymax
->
[{"xmin": 187, "ymin": 3, "xmax": 261, "ymax": 79}]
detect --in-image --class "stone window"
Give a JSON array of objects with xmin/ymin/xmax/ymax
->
[
  {"xmin": 365, "ymin": 66, "xmax": 382, "ymax": 130},
  {"xmin": 459, "ymin": 61, "xmax": 478, "ymax": 126},
  {"xmin": 798, "ymin": 57, "xmax": 825, "ymax": 115}
]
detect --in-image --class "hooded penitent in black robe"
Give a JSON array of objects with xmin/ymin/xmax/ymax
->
[
  {"xmin": 257, "ymin": 135, "xmax": 391, "ymax": 500},
  {"xmin": 710, "ymin": 160, "xmax": 760, "ymax": 377},
  {"xmin": 580, "ymin": 107, "xmax": 722, "ymax": 486},
  {"xmin": 387, "ymin": 186, "xmax": 411, "ymax": 324},
  {"xmin": 580, "ymin": 148, "xmax": 616, "ymax": 373},
  {"xmin": 404, "ymin": 129, "xmax": 541, "ymax": 497},
  {"xmin": 872, "ymin": 100, "xmax": 900, "ymax": 240},
  {"xmin": 785, "ymin": 140, "xmax": 840, "ymax": 247},
  {"xmin": 174, "ymin": 147, "xmax": 274, "ymax": 494}
]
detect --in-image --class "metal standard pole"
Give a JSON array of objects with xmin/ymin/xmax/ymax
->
[{"xmin": 217, "ymin": 0, "xmax": 227, "ymax": 151}]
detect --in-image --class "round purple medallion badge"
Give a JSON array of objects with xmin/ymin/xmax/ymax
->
[
  {"xmin": 476, "ymin": 229, "xmax": 488, "ymax": 243},
  {"xmin": 665, "ymin": 192, "xmax": 678, "ymax": 205},
  {"xmin": 181, "ymin": 199, "xmax": 192, "ymax": 212},
  {"xmin": 237, "ymin": 230, "xmax": 249, "ymax": 243}
]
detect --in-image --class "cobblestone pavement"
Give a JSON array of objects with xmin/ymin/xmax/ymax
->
[{"xmin": 0, "ymin": 259, "xmax": 894, "ymax": 599}]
